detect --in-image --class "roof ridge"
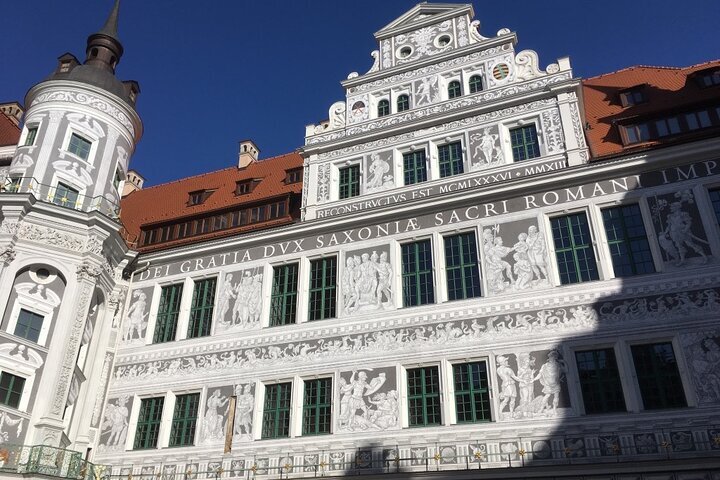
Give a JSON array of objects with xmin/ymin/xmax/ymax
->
[
  {"xmin": 137, "ymin": 151, "xmax": 300, "ymax": 191},
  {"xmin": 584, "ymin": 59, "xmax": 720, "ymax": 81}
]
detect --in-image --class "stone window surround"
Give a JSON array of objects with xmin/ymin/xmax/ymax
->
[
  {"xmin": 59, "ymin": 123, "xmax": 100, "ymax": 167},
  {"xmin": 6, "ymin": 301, "xmax": 54, "ymax": 348},
  {"xmin": 330, "ymin": 159, "xmax": 362, "ymax": 202}
]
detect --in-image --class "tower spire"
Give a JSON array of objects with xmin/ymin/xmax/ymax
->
[{"xmin": 84, "ymin": 0, "xmax": 124, "ymax": 72}]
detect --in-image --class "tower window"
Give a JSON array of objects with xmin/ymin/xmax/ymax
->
[
  {"xmin": 67, "ymin": 133, "xmax": 92, "ymax": 161},
  {"xmin": 14, "ymin": 309, "xmax": 44, "ymax": 343},
  {"xmin": 0, "ymin": 372, "xmax": 25, "ymax": 409},
  {"xmin": 91, "ymin": 48, "xmax": 98, "ymax": 58},
  {"xmin": 448, "ymin": 80, "xmax": 462, "ymax": 99},
  {"xmin": 695, "ymin": 69, "xmax": 720, "ymax": 88},
  {"xmin": 469, "ymin": 75, "xmax": 483, "ymax": 94},
  {"xmin": 397, "ymin": 94, "xmax": 410, "ymax": 112},
  {"xmin": 23, "ymin": 126, "xmax": 38, "ymax": 147},
  {"xmin": 53, "ymin": 183, "xmax": 80, "ymax": 208},
  {"xmin": 377, "ymin": 99, "xmax": 390, "ymax": 117}
]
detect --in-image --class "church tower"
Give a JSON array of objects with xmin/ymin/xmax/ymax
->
[{"xmin": 0, "ymin": 0, "xmax": 141, "ymax": 453}]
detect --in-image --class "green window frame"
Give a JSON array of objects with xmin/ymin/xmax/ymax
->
[
  {"xmin": 134, "ymin": 396, "xmax": 165, "ymax": 449},
  {"xmin": 631, "ymin": 343, "xmax": 687, "ymax": 410},
  {"xmin": 403, "ymin": 150, "xmax": 427, "ymax": 185},
  {"xmin": 469, "ymin": 75, "xmax": 483, "ymax": 93},
  {"xmin": 262, "ymin": 383, "xmax": 291, "ymax": 439},
  {"xmin": 24, "ymin": 126, "xmax": 38, "ymax": 146},
  {"xmin": 0, "ymin": 372, "xmax": 25, "ymax": 409},
  {"xmin": 67, "ymin": 133, "xmax": 92, "ymax": 160},
  {"xmin": 52, "ymin": 182, "xmax": 79, "ymax": 207},
  {"xmin": 302, "ymin": 378, "xmax": 332, "ymax": 436},
  {"xmin": 438, "ymin": 141, "xmax": 463, "ymax": 178},
  {"xmin": 401, "ymin": 240, "xmax": 435, "ymax": 307},
  {"xmin": 453, "ymin": 362, "xmax": 491, "ymax": 423},
  {"xmin": 447, "ymin": 80, "xmax": 462, "ymax": 99},
  {"xmin": 308, "ymin": 257, "xmax": 337, "ymax": 321},
  {"xmin": 551, "ymin": 212, "xmax": 599, "ymax": 285},
  {"xmin": 407, "ymin": 366, "xmax": 441, "ymax": 427},
  {"xmin": 397, "ymin": 94, "xmax": 410, "ymax": 112},
  {"xmin": 709, "ymin": 188, "xmax": 720, "ymax": 226},
  {"xmin": 377, "ymin": 99, "xmax": 390, "ymax": 117},
  {"xmin": 510, "ymin": 124, "xmax": 540, "ymax": 161},
  {"xmin": 14, "ymin": 309, "xmax": 44, "ymax": 343},
  {"xmin": 187, "ymin": 278, "xmax": 216, "ymax": 339},
  {"xmin": 444, "ymin": 232, "xmax": 481, "ymax": 301},
  {"xmin": 601, "ymin": 204, "xmax": 655, "ymax": 277},
  {"xmin": 169, "ymin": 393, "xmax": 200, "ymax": 447},
  {"xmin": 575, "ymin": 349, "xmax": 626, "ymax": 414},
  {"xmin": 270, "ymin": 264, "xmax": 299, "ymax": 326},
  {"xmin": 339, "ymin": 165, "xmax": 360, "ymax": 199},
  {"xmin": 153, "ymin": 283, "xmax": 184, "ymax": 343}
]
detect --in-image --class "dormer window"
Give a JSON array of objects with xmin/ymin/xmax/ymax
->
[
  {"xmin": 397, "ymin": 94, "xmax": 410, "ymax": 112},
  {"xmin": 235, "ymin": 179, "xmax": 259, "ymax": 195},
  {"xmin": 188, "ymin": 189, "xmax": 213, "ymax": 206},
  {"xmin": 285, "ymin": 168, "xmax": 302, "ymax": 184},
  {"xmin": 377, "ymin": 99, "xmax": 390, "ymax": 117},
  {"xmin": 619, "ymin": 87, "xmax": 646, "ymax": 107},
  {"xmin": 695, "ymin": 69, "xmax": 720, "ymax": 88},
  {"xmin": 448, "ymin": 80, "xmax": 462, "ymax": 99},
  {"xmin": 60, "ymin": 61, "xmax": 72, "ymax": 73}
]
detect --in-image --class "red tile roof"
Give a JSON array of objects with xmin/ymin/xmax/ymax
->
[
  {"xmin": 582, "ymin": 60, "xmax": 720, "ymax": 159},
  {"xmin": 0, "ymin": 112, "xmax": 20, "ymax": 147},
  {"xmin": 120, "ymin": 152, "xmax": 303, "ymax": 252}
]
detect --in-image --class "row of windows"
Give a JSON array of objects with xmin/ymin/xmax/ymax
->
[
  {"xmin": 145, "ymin": 200, "xmax": 682, "ymax": 342},
  {"xmin": 141, "ymin": 200, "xmax": 288, "ymax": 246},
  {"xmin": 338, "ymin": 125, "xmax": 540, "ymax": 200},
  {"xmin": 130, "ymin": 340, "xmax": 687, "ymax": 449},
  {"xmin": 622, "ymin": 106, "xmax": 720, "ymax": 144},
  {"xmin": 374, "ymin": 75, "xmax": 484, "ymax": 118}
]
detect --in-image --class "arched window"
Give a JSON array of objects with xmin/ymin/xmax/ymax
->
[
  {"xmin": 448, "ymin": 80, "xmax": 462, "ymax": 99},
  {"xmin": 397, "ymin": 94, "xmax": 410, "ymax": 112},
  {"xmin": 469, "ymin": 75, "xmax": 483, "ymax": 94},
  {"xmin": 377, "ymin": 99, "xmax": 390, "ymax": 117}
]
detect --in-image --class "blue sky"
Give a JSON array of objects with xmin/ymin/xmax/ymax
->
[{"xmin": 1, "ymin": 0, "xmax": 718, "ymax": 186}]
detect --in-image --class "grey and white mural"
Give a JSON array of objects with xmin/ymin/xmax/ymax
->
[
  {"xmin": 98, "ymin": 395, "xmax": 132, "ymax": 451},
  {"xmin": 200, "ymin": 385, "xmax": 233, "ymax": 444},
  {"xmin": 413, "ymin": 76, "xmax": 439, "ymax": 107},
  {"xmin": 365, "ymin": 151, "xmax": 394, "ymax": 193},
  {"xmin": 337, "ymin": 367, "xmax": 398, "ymax": 432},
  {"xmin": 215, "ymin": 269, "xmax": 263, "ymax": 333},
  {"xmin": 122, "ymin": 288, "xmax": 151, "ymax": 343},
  {"xmin": 233, "ymin": 383, "xmax": 254, "ymax": 439},
  {"xmin": 482, "ymin": 221, "xmax": 550, "ymax": 295},
  {"xmin": 649, "ymin": 189, "xmax": 710, "ymax": 267},
  {"xmin": 342, "ymin": 248, "xmax": 394, "ymax": 315},
  {"xmin": 495, "ymin": 349, "xmax": 570, "ymax": 420},
  {"xmin": 681, "ymin": 330, "xmax": 720, "ymax": 405},
  {"xmin": 0, "ymin": 410, "xmax": 25, "ymax": 444},
  {"xmin": 468, "ymin": 126, "xmax": 503, "ymax": 170}
]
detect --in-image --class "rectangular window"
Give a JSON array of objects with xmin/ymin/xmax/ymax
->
[
  {"xmin": 623, "ymin": 123, "xmax": 651, "ymax": 144},
  {"xmin": 631, "ymin": 343, "xmax": 687, "ymax": 410},
  {"xmin": 407, "ymin": 366, "xmax": 441, "ymax": 427},
  {"xmin": 575, "ymin": 349, "xmax": 626, "ymax": 414},
  {"xmin": 339, "ymin": 165, "xmax": 360, "ymax": 199},
  {"xmin": 453, "ymin": 362, "xmax": 491, "ymax": 423},
  {"xmin": 134, "ymin": 397, "xmax": 165, "ymax": 449},
  {"xmin": 14, "ymin": 309, "xmax": 44, "ymax": 343},
  {"xmin": 53, "ymin": 182, "xmax": 79, "ymax": 207},
  {"xmin": 551, "ymin": 212, "xmax": 599, "ymax": 285},
  {"xmin": 169, "ymin": 393, "xmax": 200, "ymax": 447},
  {"xmin": 697, "ymin": 70, "xmax": 720, "ymax": 87},
  {"xmin": 403, "ymin": 150, "xmax": 427, "ymax": 185},
  {"xmin": 308, "ymin": 257, "xmax": 337, "ymax": 321},
  {"xmin": 510, "ymin": 124, "xmax": 541, "ymax": 161},
  {"xmin": 686, "ymin": 110, "xmax": 712, "ymax": 130},
  {"xmin": 402, "ymin": 240, "xmax": 435, "ymax": 307},
  {"xmin": 187, "ymin": 278, "xmax": 216, "ymax": 339},
  {"xmin": 438, "ymin": 142, "xmax": 463, "ymax": 178},
  {"xmin": 709, "ymin": 188, "xmax": 720, "ymax": 226},
  {"xmin": 444, "ymin": 232, "xmax": 481, "ymax": 301},
  {"xmin": 270, "ymin": 264, "xmax": 298, "ymax": 326},
  {"xmin": 67, "ymin": 133, "xmax": 92, "ymax": 160},
  {"xmin": 302, "ymin": 378, "xmax": 332, "ymax": 436},
  {"xmin": 262, "ymin": 383, "xmax": 291, "ymax": 439},
  {"xmin": 285, "ymin": 169, "xmax": 302, "ymax": 184},
  {"xmin": 0, "ymin": 372, "xmax": 25, "ymax": 409},
  {"xmin": 153, "ymin": 283, "xmax": 184, "ymax": 343},
  {"xmin": 24, "ymin": 126, "xmax": 38, "ymax": 147},
  {"xmin": 655, "ymin": 117, "xmax": 681, "ymax": 137},
  {"xmin": 601, "ymin": 204, "xmax": 655, "ymax": 277}
]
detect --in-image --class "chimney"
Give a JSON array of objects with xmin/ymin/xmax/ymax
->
[
  {"xmin": 238, "ymin": 140, "xmax": 259, "ymax": 168},
  {"xmin": 0, "ymin": 102, "xmax": 24, "ymax": 127},
  {"xmin": 122, "ymin": 169, "xmax": 145, "ymax": 197}
]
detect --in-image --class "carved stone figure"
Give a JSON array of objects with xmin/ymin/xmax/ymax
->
[
  {"xmin": 534, "ymin": 350, "xmax": 567, "ymax": 415},
  {"xmin": 366, "ymin": 152, "xmax": 394, "ymax": 192},
  {"xmin": 123, "ymin": 291, "xmax": 148, "ymax": 341},
  {"xmin": 484, "ymin": 224, "xmax": 549, "ymax": 294},
  {"xmin": 472, "ymin": 127, "xmax": 501, "ymax": 167},
  {"xmin": 683, "ymin": 332, "xmax": 720, "ymax": 404},
  {"xmin": 217, "ymin": 270, "xmax": 263, "ymax": 331},
  {"xmin": 496, "ymin": 355, "xmax": 520, "ymax": 418},
  {"xmin": 101, "ymin": 395, "xmax": 129, "ymax": 447},
  {"xmin": 234, "ymin": 384, "xmax": 254, "ymax": 436},
  {"xmin": 338, "ymin": 370, "xmax": 396, "ymax": 431},
  {"xmin": 343, "ymin": 250, "xmax": 393, "ymax": 314},
  {"xmin": 652, "ymin": 190, "xmax": 709, "ymax": 266},
  {"xmin": 202, "ymin": 389, "xmax": 229, "ymax": 443},
  {"xmin": 414, "ymin": 76, "xmax": 438, "ymax": 106},
  {"xmin": 217, "ymin": 273, "xmax": 235, "ymax": 322}
]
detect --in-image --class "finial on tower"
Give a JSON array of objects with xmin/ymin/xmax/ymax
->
[
  {"xmin": 98, "ymin": 0, "xmax": 121, "ymax": 41},
  {"xmin": 85, "ymin": 0, "xmax": 124, "ymax": 72}
]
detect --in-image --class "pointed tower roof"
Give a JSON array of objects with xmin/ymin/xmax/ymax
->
[{"xmin": 97, "ymin": 0, "xmax": 121, "ymax": 41}]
